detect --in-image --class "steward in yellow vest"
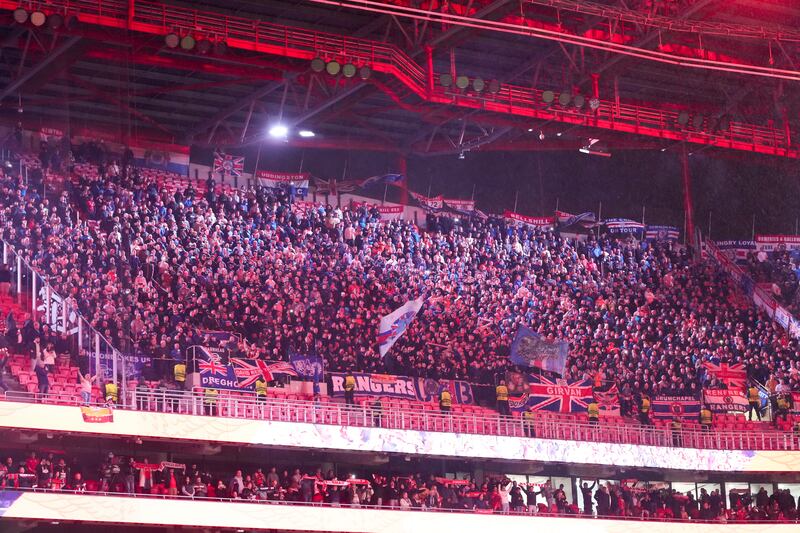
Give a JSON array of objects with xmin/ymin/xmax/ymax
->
[
  {"xmin": 496, "ymin": 381, "xmax": 510, "ymax": 416},
  {"xmin": 255, "ymin": 378, "xmax": 268, "ymax": 402},
  {"xmin": 587, "ymin": 401, "xmax": 600, "ymax": 424},
  {"xmin": 439, "ymin": 390, "xmax": 452, "ymax": 412},
  {"xmin": 104, "ymin": 382, "xmax": 118, "ymax": 404},
  {"xmin": 699, "ymin": 406, "xmax": 713, "ymax": 431},
  {"xmin": 174, "ymin": 362, "xmax": 186, "ymax": 389}
]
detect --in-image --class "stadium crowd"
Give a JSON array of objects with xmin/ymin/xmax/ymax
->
[
  {"xmin": 0, "ymin": 448, "xmax": 798, "ymax": 522},
  {"xmin": 745, "ymin": 248, "xmax": 800, "ymax": 316},
  {"xmin": 0, "ymin": 157, "xmax": 800, "ymax": 400}
]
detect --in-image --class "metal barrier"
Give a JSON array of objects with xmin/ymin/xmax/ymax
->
[
  {"xmin": 4, "ymin": 486, "xmax": 799, "ymax": 525},
  {"xmin": 4, "ymin": 389, "xmax": 799, "ymax": 452}
]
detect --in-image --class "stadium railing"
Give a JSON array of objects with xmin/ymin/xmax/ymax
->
[
  {"xmin": 3, "ymin": 390, "xmax": 799, "ymax": 452},
  {"xmin": 1, "ymin": 486, "xmax": 798, "ymax": 526}
]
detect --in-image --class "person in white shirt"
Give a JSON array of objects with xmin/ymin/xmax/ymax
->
[
  {"xmin": 78, "ymin": 371, "xmax": 97, "ymax": 405},
  {"xmin": 399, "ymin": 491, "xmax": 412, "ymax": 510}
]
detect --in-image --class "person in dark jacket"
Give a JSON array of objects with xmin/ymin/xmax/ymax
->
[{"xmin": 595, "ymin": 485, "xmax": 611, "ymax": 516}]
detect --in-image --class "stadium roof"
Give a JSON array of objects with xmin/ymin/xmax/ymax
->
[{"xmin": 0, "ymin": 0, "xmax": 799, "ymax": 158}]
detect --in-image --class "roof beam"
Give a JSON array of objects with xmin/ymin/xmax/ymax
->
[
  {"xmin": 0, "ymin": 35, "xmax": 81, "ymax": 101},
  {"xmin": 183, "ymin": 79, "xmax": 290, "ymax": 142}
]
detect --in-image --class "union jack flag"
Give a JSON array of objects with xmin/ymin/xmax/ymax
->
[
  {"xmin": 198, "ymin": 357, "xmax": 226, "ymax": 376},
  {"xmin": 231, "ymin": 359, "xmax": 297, "ymax": 388},
  {"xmin": 702, "ymin": 361, "xmax": 747, "ymax": 389},
  {"xmin": 527, "ymin": 375, "xmax": 593, "ymax": 413},
  {"xmin": 213, "ymin": 151, "xmax": 244, "ymax": 177}
]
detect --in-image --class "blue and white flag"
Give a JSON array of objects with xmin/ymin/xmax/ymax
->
[
  {"xmin": 289, "ymin": 351, "xmax": 324, "ymax": 380},
  {"xmin": 645, "ymin": 225, "xmax": 679, "ymax": 241},
  {"xmin": 360, "ymin": 173, "xmax": 404, "ymax": 188},
  {"xmin": 604, "ymin": 218, "xmax": 645, "ymax": 235},
  {"xmin": 509, "ymin": 326, "xmax": 569, "ymax": 375},
  {"xmin": 556, "ymin": 210, "xmax": 597, "ymax": 229},
  {"xmin": 376, "ymin": 297, "xmax": 424, "ymax": 357}
]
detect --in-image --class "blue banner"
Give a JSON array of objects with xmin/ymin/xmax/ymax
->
[
  {"xmin": 329, "ymin": 372, "xmax": 474, "ymax": 405},
  {"xmin": 196, "ymin": 347, "xmax": 297, "ymax": 391},
  {"xmin": 509, "ymin": 326, "xmax": 568, "ymax": 375},
  {"xmin": 289, "ymin": 352, "xmax": 324, "ymax": 380}
]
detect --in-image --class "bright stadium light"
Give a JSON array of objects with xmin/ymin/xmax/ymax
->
[
  {"xmin": 298, "ymin": 130, "xmax": 315, "ymax": 138},
  {"xmin": 269, "ymin": 124, "xmax": 288, "ymax": 138}
]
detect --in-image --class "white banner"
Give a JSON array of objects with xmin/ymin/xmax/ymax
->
[{"xmin": 377, "ymin": 297, "xmax": 424, "ymax": 356}]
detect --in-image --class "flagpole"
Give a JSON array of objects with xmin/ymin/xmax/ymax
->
[
  {"xmin": 427, "ymin": 175, "xmax": 432, "ymax": 198},
  {"xmin": 597, "ymin": 201, "xmax": 602, "ymax": 238},
  {"xmin": 751, "ymin": 214, "xmax": 756, "ymax": 241},
  {"xmin": 513, "ymin": 190, "xmax": 519, "ymax": 213},
  {"xmin": 642, "ymin": 205, "xmax": 645, "ymax": 226},
  {"xmin": 471, "ymin": 183, "xmax": 476, "ymax": 201},
  {"xmin": 555, "ymin": 197, "xmax": 559, "ymax": 213},
  {"xmin": 382, "ymin": 182, "xmax": 388, "ymax": 205},
  {"xmin": 252, "ymin": 144, "xmax": 263, "ymax": 188}
]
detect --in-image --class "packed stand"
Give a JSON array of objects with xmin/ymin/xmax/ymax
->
[
  {"xmin": 0, "ymin": 156, "xmax": 799, "ymax": 404},
  {"xmin": 745, "ymin": 247, "xmax": 800, "ymax": 316},
  {"xmin": 1, "ymin": 448, "xmax": 797, "ymax": 522}
]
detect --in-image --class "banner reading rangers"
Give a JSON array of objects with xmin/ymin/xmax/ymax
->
[
  {"xmin": 755, "ymin": 234, "xmax": 800, "ymax": 252},
  {"xmin": 329, "ymin": 372, "xmax": 474, "ymax": 405},
  {"xmin": 256, "ymin": 171, "xmax": 309, "ymax": 197},
  {"xmin": 503, "ymin": 211, "xmax": 555, "ymax": 229},
  {"xmin": 704, "ymin": 389, "xmax": 748, "ymax": 413},
  {"xmin": 652, "ymin": 395, "xmax": 701, "ymax": 420}
]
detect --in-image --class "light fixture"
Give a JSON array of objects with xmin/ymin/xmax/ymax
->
[
  {"xmin": 195, "ymin": 39, "xmax": 212, "ymax": 54},
  {"xmin": 30, "ymin": 11, "xmax": 47, "ymax": 27},
  {"xmin": 473, "ymin": 77, "xmax": 485, "ymax": 92},
  {"xmin": 359, "ymin": 66, "xmax": 372, "ymax": 80},
  {"xmin": 579, "ymin": 138, "xmax": 610, "ymax": 157},
  {"xmin": 527, "ymin": 128, "xmax": 533, "ymax": 132},
  {"xmin": 458, "ymin": 151, "xmax": 465, "ymax": 160},
  {"xmin": 455, "ymin": 75, "xmax": 469, "ymax": 90},
  {"xmin": 325, "ymin": 60, "xmax": 341, "ymax": 75},
  {"xmin": 213, "ymin": 41, "xmax": 228, "ymax": 55},
  {"xmin": 310, "ymin": 58, "xmax": 325, "ymax": 73},
  {"xmin": 164, "ymin": 33, "xmax": 180, "ymax": 48},
  {"xmin": 558, "ymin": 92, "xmax": 571, "ymax": 106},
  {"xmin": 342, "ymin": 63, "xmax": 357, "ymax": 78},
  {"xmin": 677, "ymin": 111, "xmax": 690, "ymax": 126},
  {"xmin": 589, "ymin": 97, "xmax": 600, "ymax": 111},
  {"xmin": 47, "ymin": 13, "xmax": 64, "ymax": 30},
  {"xmin": 488, "ymin": 79, "xmax": 500, "ymax": 94},
  {"xmin": 542, "ymin": 90, "xmax": 555, "ymax": 104},
  {"xmin": 556, "ymin": 132, "xmax": 563, "ymax": 137},
  {"xmin": 269, "ymin": 125, "xmax": 288, "ymax": 138},
  {"xmin": 12, "ymin": 8, "xmax": 28, "ymax": 24},
  {"xmin": 573, "ymin": 94, "xmax": 585, "ymax": 109},
  {"xmin": 660, "ymin": 147, "xmax": 667, "ymax": 152},
  {"xmin": 298, "ymin": 130, "xmax": 315, "ymax": 138},
  {"xmin": 440, "ymin": 73, "xmax": 453, "ymax": 87},
  {"xmin": 693, "ymin": 114, "xmax": 705, "ymax": 130},
  {"xmin": 538, "ymin": 131, "xmax": 545, "ymax": 140},
  {"xmin": 180, "ymin": 35, "xmax": 196, "ymax": 50}
]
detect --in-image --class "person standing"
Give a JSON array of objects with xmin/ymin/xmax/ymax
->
[
  {"xmin": 496, "ymin": 380, "xmax": 510, "ymax": 416},
  {"xmin": 34, "ymin": 349, "xmax": 50, "ymax": 398},
  {"xmin": 173, "ymin": 360, "xmax": 186, "ymax": 390},
  {"xmin": 581, "ymin": 480, "xmax": 597, "ymax": 515},
  {"xmin": 638, "ymin": 394, "xmax": 651, "ymax": 425},
  {"xmin": 587, "ymin": 399, "xmax": 600, "ymax": 425},
  {"xmin": 78, "ymin": 371, "xmax": 97, "ymax": 405},
  {"xmin": 699, "ymin": 405, "xmax": 713, "ymax": 432},
  {"xmin": 747, "ymin": 382, "xmax": 762, "ymax": 421},
  {"xmin": 343, "ymin": 371, "xmax": 356, "ymax": 407},
  {"xmin": 204, "ymin": 388, "xmax": 218, "ymax": 416},
  {"xmin": 671, "ymin": 416, "xmax": 683, "ymax": 446},
  {"xmin": 439, "ymin": 388, "xmax": 452, "ymax": 413}
]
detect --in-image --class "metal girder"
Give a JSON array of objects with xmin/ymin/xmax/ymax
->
[
  {"xmin": 183, "ymin": 79, "xmax": 290, "ymax": 142},
  {"xmin": 579, "ymin": 0, "xmax": 718, "ymax": 81},
  {"xmin": 0, "ymin": 35, "xmax": 81, "ymax": 101},
  {"xmin": 68, "ymin": 75, "xmax": 176, "ymax": 137}
]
